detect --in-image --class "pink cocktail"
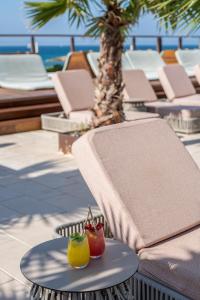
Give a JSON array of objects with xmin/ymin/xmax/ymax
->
[{"xmin": 85, "ymin": 223, "xmax": 105, "ymax": 259}]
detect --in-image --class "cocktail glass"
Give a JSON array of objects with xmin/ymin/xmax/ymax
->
[
  {"xmin": 67, "ymin": 233, "xmax": 90, "ymax": 269},
  {"xmin": 85, "ymin": 224, "xmax": 105, "ymax": 259}
]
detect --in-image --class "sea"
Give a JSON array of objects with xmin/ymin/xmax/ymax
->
[{"xmin": 0, "ymin": 44, "xmax": 199, "ymax": 68}]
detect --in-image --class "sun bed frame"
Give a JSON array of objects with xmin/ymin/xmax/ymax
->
[{"xmin": 55, "ymin": 215, "xmax": 189, "ymax": 300}]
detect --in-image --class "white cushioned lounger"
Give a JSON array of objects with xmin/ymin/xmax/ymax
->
[
  {"xmin": 86, "ymin": 52, "xmax": 132, "ymax": 77},
  {"xmin": 0, "ymin": 54, "xmax": 54, "ymax": 90},
  {"xmin": 125, "ymin": 50, "xmax": 166, "ymax": 80},
  {"xmin": 175, "ymin": 49, "xmax": 200, "ymax": 77}
]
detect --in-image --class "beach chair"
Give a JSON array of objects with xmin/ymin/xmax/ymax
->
[
  {"xmin": 194, "ymin": 64, "xmax": 200, "ymax": 86},
  {"xmin": 158, "ymin": 64, "xmax": 200, "ymax": 105},
  {"xmin": 52, "ymin": 69, "xmax": 159, "ymax": 127},
  {"xmin": 158, "ymin": 65, "xmax": 200, "ymax": 133},
  {"xmin": 0, "ymin": 54, "xmax": 54, "ymax": 90},
  {"xmin": 123, "ymin": 69, "xmax": 184, "ymax": 115},
  {"xmin": 175, "ymin": 49, "xmax": 200, "ymax": 77},
  {"xmin": 86, "ymin": 52, "xmax": 132, "ymax": 77},
  {"xmin": 52, "ymin": 70, "xmax": 94, "ymax": 125},
  {"xmin": 125, "ymin": 50, "xmax": 166, "ymax": 80},
  {"xmin": 71, "ymin": 118, "xmax": 200, "ymax": 299},
  {"xmin": 123, "ymin": 69, "xmax": 158, "ymax": 103}
]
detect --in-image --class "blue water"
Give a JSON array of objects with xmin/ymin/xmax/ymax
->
[{"xmin": 0, "ymin": 44, "xmax": 199, "ymax": 67}]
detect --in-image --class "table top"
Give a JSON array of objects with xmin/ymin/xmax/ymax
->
[{"xmin": 20, "ymin": 238, "xmax": 138, "ymax": 293}]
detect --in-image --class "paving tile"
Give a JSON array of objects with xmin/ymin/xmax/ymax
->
[
  {"xmin": 0, "ymin": 270, "xmax": 13, "ymax": 285},
  {"xmin": 0, "ymin": 205, "xmax": 22, "ymax": 223},
  {"xmin": 43, "ymin": 191, "xmax": 96, "ymax": 212},
  {"xmin": 3, "ymin": 217, "xmax": 57, "ymax": 246},
  {"xmin": 1, "ymin": 196, "xmax": 65, "ymax": 217},
  {"xmin": 5, "ymin": 179, "xmax": 51, "ymax": 198},
  {"xmin": 0, "ymin": 174, "xmax": 20, "ymax": 187},
  {"xmin": 31, "ymin": 173, "xmax": 79, "ymax": 189},
  {"xmin": 0, "ymin": 279, "xmax": 30, "ymax": 300},
  {"xmin": 59, "ymin": 182, "xmax": 95, "ymax": 203},
  {"xmin": 0, "ymin": 235, "xmax": 29, "ymax": 283}
]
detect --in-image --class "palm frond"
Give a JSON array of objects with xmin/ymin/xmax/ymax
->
[
  {"xmin": 25, "ymin": 0, "xmax": 91, "ymax": 29},
  {"xmin": 145, "ymin": 0, "xmax": 200, "ymax": 33}
]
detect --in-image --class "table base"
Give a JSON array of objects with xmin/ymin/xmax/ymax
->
[{"xmin": 30, "ymin": 277, "xmax": 135, "ymax": 300}]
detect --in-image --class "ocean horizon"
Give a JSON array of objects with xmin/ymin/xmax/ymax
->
[{"xmin": 0, "ymin": 44, "xmax": 199, "ymax": 67}]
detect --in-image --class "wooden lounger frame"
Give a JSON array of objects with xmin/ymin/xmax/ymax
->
[{"xmin": 0, "ymin": 88, "xmax": 61, "ymax": 134}]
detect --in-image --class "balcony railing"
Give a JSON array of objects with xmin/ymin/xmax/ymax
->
[{"xmin": 0, "ymin": 33, "xmax": 200, "ymax": 53}]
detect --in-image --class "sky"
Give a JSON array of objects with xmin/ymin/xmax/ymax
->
[{"xmin": 0, "ymin": 0, "xmax": 200, "ymax": 47}]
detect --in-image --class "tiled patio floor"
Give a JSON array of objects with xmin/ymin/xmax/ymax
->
[{"xmin": 0, "ymin": 129, "xmax": 200, "ymax": 299}]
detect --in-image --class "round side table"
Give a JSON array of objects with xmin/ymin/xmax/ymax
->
[{"xmin": 20, "ymin": 238, "xmax": 138, "ymax": 299}]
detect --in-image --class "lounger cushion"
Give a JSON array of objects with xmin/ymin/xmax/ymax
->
[
  {"xmin": 139, "ymin": 227, "xmax": 200, "ymax": 299},
  {"xmin": 124, "ymin": 111, "xmax": 159, "ymax": 121},
  {"xmin": 145, "ymin": 101, "xmax": 182, "ymax": 117},
  {"xmin": 175, "ymin": 49, "xmax": 200, "ymax": 77},
  {"xmin": 173, "ymin": 94, "xmax": 200, "ymax": 106},
  {"xmin": 158, "ymin": 65, "xmax": 196, "ymax": 101},
  {"xmin": 0, "ymin": 54, "xmax": 53, "ymax": 90},
  {"xmin": 125, "ymin": 50, "xmax": 165, "ymax": 81},
  {"xmin": 123, "ymin": 70, "xmax": 157, "ymax": 102},
  {"xmin": 146, "ymin": 101, "xmax": 200, "ymax": 119},
  {"xmin": 52, "ymin": 70, "xmax": 94, "ymax": 114},
  {"xmin": 0, "ymin": 80, "xmax": 53, "ymax": 91},
  {"xmin": 69, "ymin": 110, "xmax": 94, "ymax": 124},
  {"xmin": 73, "ymin": 119, "xmax": 200, "ymax": 250},
  {"xmin": 87, "ymin": 52, "xmax": 132, "ymax": 77},
  {"xmin": 194, "ymin": 64, "xmax": 200, "ymax": 85}
]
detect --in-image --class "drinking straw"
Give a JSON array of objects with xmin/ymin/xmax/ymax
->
[
  {"xmin": 88, "ymin": 206, "xmax": 97, "ymax": 227},
  {"xmin": 82, "ymin": 206, "xmax": 97, "ymax": 235}
]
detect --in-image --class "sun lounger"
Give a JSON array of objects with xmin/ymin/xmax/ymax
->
[
  {"xmin": 175, "ymin": 49, "xmax": 200, "ymax": 77},
  {"xmin": 123, "ymin": 69, "xmax": 158, "ymax": 103},
  {"xmin": 86, "ymin": 52, "xmax": 132, "ymax": 77},
  {"xmin": 194, "ymin": 64, "xmax": 200, "ymax": 85},
  {"xmin": 52, "ymin": 70, "xmax": 94, "ymax": 125},
  {"xmin": 0, "ymin": 54, "xmax": 54, "ymax": 90},
  {"xmin": 123, "ymin": 69, "xmax": 200, "ymax": 133},
  {"xmin": 72, "ymin": 118, "xmax": 200, "ymax": 299},
  {"xmin": 50, "ymin": 69, "xmax": 160, "ymax": 130},
  {"xmin": 158, "ymin": 64, "xmax": 200, "ymax": 105},
  {"xmin": 125, "ymin": 50, "xmax": 166, "ymax": 80},
  {"xmin": 123, "ymin": 69, "xmax": 184, "ymax": 115}
]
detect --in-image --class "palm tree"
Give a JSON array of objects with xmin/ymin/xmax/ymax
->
[
  {"xmin": 24, "ymin": 0, "xmax": 176, "ymax": 127},
  {"xmin": 24, "ymin": 0, "xmax": 149, "ymax": 127}
]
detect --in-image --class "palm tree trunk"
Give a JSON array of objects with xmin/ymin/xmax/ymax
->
[{"xmin": 93, "ymin": 24, "xmax": 125, "ymax": 127}]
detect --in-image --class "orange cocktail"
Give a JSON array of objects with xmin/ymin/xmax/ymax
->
[
  {"xmin": 67, "ymin": 233, "xmax": 90, "ymax": 269},
  {"xmin": 85, "ymin": 223, "xmax": 105, "ymax": 259}
]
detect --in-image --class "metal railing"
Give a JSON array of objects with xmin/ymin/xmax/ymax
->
[{"xmin": 0, "ymin": 33, "xmax": 200, "ymax": 53}]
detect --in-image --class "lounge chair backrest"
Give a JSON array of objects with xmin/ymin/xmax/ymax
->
[
  {"xmin": 52, "ymin": 70, "xmax": 94, "ymax": 115},
  {"xmin": 125, "ymin": 50, "xmax": 165, "ymax": 80},
  {"xmin": 0, "ymin": 54, "xmax": 48, "ymax": 82},
  {"xmin": 158, "ymin": 64, "xmax": 196, "ymax": 100},
  {"xmin": 194, "ymin": 64, "xmax": 200, "ymax": 85},
  {"xmin": 87, "ymin": 52, "xmax": 132, "ymax": 77},
  {"xmin": 123, "ymin": 70, "xmax": 157, "ymax": 102},
  {"xmin": 73, "ymin": 119, "xmax": 200, "ymax": 251},
  {"xmin": 62, "ymin": 52, "xmax": 72, "ymax": 71},
  {"xmin": 175, "ymin": 49, "xmax": 200, "ymax": 69}
]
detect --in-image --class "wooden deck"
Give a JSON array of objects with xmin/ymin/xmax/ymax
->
[{"xmin": 0, "ymin": 88, "xmax": 61, "ymax": 135}]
